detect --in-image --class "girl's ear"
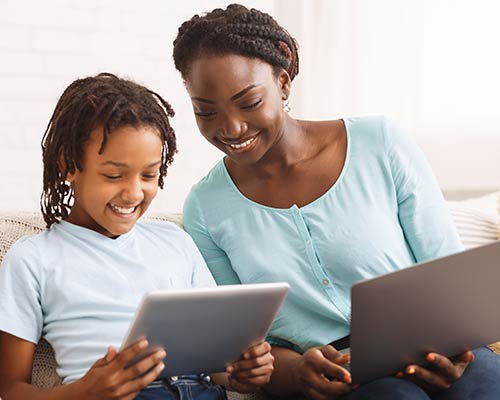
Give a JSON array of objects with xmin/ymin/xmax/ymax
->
[{"xmin": 58, "ymin": 149, "xmax": 75, "ymax": 183}]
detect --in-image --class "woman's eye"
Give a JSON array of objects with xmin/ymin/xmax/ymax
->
[
  {"xmin": 241, "ymin": 99, "xmax": 262, "ymax": 110},
  {"xmin": 143, "ymin": 174, "xmax": 158, "ymax": 180},
  {"xmin": 195, "ymin": 110, "xmax": 217, "ymax": 119}
]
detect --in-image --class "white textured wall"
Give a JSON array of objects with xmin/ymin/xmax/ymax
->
[
  {"xmin": 1, "ymin": 0, "xmax": 499, "ymax": 213},
  {"xmin": 0, "ymin": 0, "xmax": 273, "ymax": 213}
]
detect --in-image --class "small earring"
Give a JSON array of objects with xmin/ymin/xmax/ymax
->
[{"xmin": 283, "ymin": 99, "xmax": 291, "ymax": 113}]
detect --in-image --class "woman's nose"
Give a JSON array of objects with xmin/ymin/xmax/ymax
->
[{"xmin": 219, "ymin": 114, "xmax": 248, "ymax": 140}]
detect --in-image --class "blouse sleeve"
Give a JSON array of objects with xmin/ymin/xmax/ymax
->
[
  {"xmin": 383, "ymin": 118, "xmax": 464, "ymax": 262},
  {"xmin": 183, "ymin": 189, "xmax": 241, "ymax": 285}
]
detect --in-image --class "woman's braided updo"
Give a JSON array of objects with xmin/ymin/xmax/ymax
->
[{"xmin": 173, "ymin": 3, "xmax": 299, "ymax": 81}]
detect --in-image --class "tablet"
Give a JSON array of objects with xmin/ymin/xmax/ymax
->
[
  {"xmin": 350, "ymin": 240, "xmax": 500, "ymax": 384},
  {"xmin": 120, "ymin": 282, "xmax": 289, "ymax": 377}
]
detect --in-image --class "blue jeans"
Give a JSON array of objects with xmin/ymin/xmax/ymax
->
[
  {"xmin": 341, "ymin": 346, "xmax": 500, "ymax": 400},
  {"xmin": 135, "ymin": 375, "xmax": 227, "ymax": 400}
]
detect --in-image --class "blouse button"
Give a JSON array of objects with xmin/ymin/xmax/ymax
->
[{"xmin": 322, "ymin": 279, "xmax": 330, "ymax": 286}]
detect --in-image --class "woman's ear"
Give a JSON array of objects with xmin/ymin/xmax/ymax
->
[{"xmin": 278, "ymin": 69, "xmax": 291, "ymax": 100}]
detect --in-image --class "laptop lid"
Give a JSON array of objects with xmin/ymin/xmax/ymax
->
[{"xmin": 350, "ymin": 240, "xmax": 500, "ymax": 385}]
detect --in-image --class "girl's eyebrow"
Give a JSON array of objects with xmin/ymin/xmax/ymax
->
[
  {"xmin": 99, "ymin": 161, "xmax": 161, "ymax": 168},
  {"xmin": 191, "ymin": 84, "xmax": 262, "ymax": 104}
]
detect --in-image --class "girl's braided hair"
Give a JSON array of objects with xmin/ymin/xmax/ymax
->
[
  {"xmin": 40, "ymin": 73, "xmax": 177, "ymax": 228},
  {"xmin": 173, "ymin": 3, "xmax": 299, "ymax": 80}
]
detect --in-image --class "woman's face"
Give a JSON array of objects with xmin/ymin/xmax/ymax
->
[{"xmin": 184, "ymin": 54, "xmax": 290, "ymax": 165}]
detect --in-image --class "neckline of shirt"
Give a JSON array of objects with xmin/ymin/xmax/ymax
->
[
  {"xmin": 219, "ymin": 118, "xmax": 352, "ymax": 213},
  {"xmin": 55, "ymin": 220, "xmax": 136, "ymax": 247}
]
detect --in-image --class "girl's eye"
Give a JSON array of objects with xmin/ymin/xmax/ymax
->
[
  {"xmin": 103, "ymin": 175, "xmax": 121, "ymax": 180},
  {"xmin": 143, "ymin": 174, "xmax": 158, "ymax": 180},
  {"xmin": 241, "ymin": 99, "xmax": 262, "ymax": 110}
]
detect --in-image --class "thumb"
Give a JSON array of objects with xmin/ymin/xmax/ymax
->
[{"xmin": 105, "ymin": 346, "xmax": 118, "ymax": 362}]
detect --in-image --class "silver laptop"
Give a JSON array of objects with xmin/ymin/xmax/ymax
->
[
  {"xmin": 121, "ymin": 282, "xmax": 289, "ymax": 377},
  {"xmin": 350, "ymin": 240, "xmax": 500, "ymax": 384}
]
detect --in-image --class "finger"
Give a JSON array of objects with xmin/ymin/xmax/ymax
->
[
  {"xmin": 123, "ymin": 349, "xmax": 167, "ymax": 381},
  {"xmin": 115, "ymin": 361, "xmax": 165, "ymax": 397},
  {"xmin": 321, "ymin": 344, "xmax": 347, "ymax": 363},
  {"xmin": 227, "ymin": 352, "xmax": 274, "ymax": 373},
  {"xmin": 241, "ymin": 341, "xmax": 272, "ymax": 359},
  {"xmin": 405, "ymin": 364, "xmax": 451, "ymax": 390},
  {"xmin": 306, "ymin": 380, "xmax": 352, "ymax": 400},
  {"xmin": 230, "ymin": 364, "xmax": 274, "ymax": 381},
  {"xmin": 452, "ymin": 350, "xmax": 475, "ymax": 365},
  {"xmin": 92, "ymin": 346, "xmax": 117, "ymax": 368},
  {"xmin": 302, "ymin": 348, "xmax": 351, "ymax": 383},
  {"xmin": 106, "ymin": 346, "xmax": 118, "ymax": 362},
  {"xmin": 426, "ymin": 352, "xmax": 468, "ymax": 382},
  {"xmin": 112, "ymin": 338, "xmax": 150, "ymax": 370}
]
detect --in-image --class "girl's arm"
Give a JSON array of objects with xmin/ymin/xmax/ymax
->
[
  {"xmin": 210, "ymin": 342, "xmax": 274, "ymax": 393},
  {"xmin": 0, "ymin": 331, "xmax": 78, "ymax": 400},
  {"xmin": 0, "ymin": 332, "xmax": 166, "ymax": 400}
]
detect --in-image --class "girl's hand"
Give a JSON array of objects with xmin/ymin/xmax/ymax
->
[
  {"xmin": 74, "ymin": 339, "xmax": 167, "ymax": 400},
  {"xmin": 225, "ymin": 341, "xmax": 274, "ymax": 393},
  {"xmin": 291, "ymin": 345, "xmax": 353, "ymax": 400},
  {"xmin": 399, "ymin": 350, "xmax": 474, "ymax": 391}
]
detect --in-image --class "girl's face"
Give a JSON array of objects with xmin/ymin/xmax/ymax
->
[
  {"xmin": 66, "ymin": 125, "xmax": 162, "ymax": 238},
  {"xmin": 185, "ymin": 54, "xmax": 290, "ymax": 165}
]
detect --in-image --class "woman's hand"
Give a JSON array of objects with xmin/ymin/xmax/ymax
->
[
  {"xmin": 400, "ymin": 350, "xmax": 474, "ymax": 391},
  {"xmin": 224, "ymin": 341, "xmax": 275, "ymax": 393},
  {"xmin": 73, "ymin": 339, "xmax": 166, "ymax": 400},
  {"xmin": 290, "ymin": 344, "xmax": 353, "ymax": 400}
]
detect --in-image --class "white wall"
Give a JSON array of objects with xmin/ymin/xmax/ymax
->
[
  {"xmin": 0, "ymin": 0, "xmax": 273, "ymax": 213},
  {"xmin": 1, "ymin": 0, "xmax": 499, "ymax": 213},
  {"xmin": 277, "ymin": 0, "xmax": 500, "ymax": 195}
]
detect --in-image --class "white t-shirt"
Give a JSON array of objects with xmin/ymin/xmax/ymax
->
[{"xmin": 0, "ymin": 219, "xmax": 215, "ymax": 384}]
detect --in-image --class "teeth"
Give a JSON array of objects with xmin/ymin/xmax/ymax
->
[
  {"xmin": 109, "ymin": 204, "xmax": 136, "ymax": 214},
  {"xmin": 228, "ymin": 137, "xmax": 255, "ymax": 149}
]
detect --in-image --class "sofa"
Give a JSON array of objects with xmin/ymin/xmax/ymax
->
[{"xmin": 1, "ymin": 191, "xmax": 499, "ymax": 399}]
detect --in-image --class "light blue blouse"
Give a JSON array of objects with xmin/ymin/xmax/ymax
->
[{"xmin": 183, "ymin": 116, "xmax": 463, "ymax": 352}]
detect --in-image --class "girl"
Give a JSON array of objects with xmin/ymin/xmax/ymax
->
[
  {"xmin": 173, "ymin": 4, "xmax": 500, "ymax": 400},
  {"xmin": 0, "ymin": 73, "xmax": 273, "ymax": 400}
]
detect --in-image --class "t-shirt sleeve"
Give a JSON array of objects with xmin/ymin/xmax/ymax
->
[
  {"xmin": 183, "ymin": 188, "xmax": 241, "ymax": 285},
  {"xmin": 383, "ymin": 118, "xmax": 464, "ymax": 262},
  {"xmin": 0, "ymin": 238, "xmax": 43, "ymax": 343}
]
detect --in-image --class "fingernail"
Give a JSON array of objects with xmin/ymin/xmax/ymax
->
[
  {"xmin": 407, "ymin": 366, "xmax": 416, "ymax": 375},
  {"xmin": 396, "ymin": 371, "xmax": 404, "ymax": 378},
  {"xmin": 226, "ymin": 366, "xmax": 234, "ymax": 373},
  {"xmin": 158, "ymin": 350, "xmax": 167, "ymax": 359},
  {"xmin": 344, "ymin": 374, "xmax": 352, "ymax": 384},
  {"xmin": 140, "ymin": 339, "xmax": 148, "ymax": 348},
  {"xmin": 426, "ymin": 353, "xmax": 435, "ymax": 362},
  {"xmin": 159, "ymin": 362, "xmax": 165, "ymax": 371},
  {"xmin": 243, "ymin": 353, "xmax": 250, "ymax": 359}
]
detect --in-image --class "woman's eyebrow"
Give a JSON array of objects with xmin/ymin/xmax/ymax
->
[{"xmin": 191, "ymin": 84, "xmax": 262, "ymax": 104}]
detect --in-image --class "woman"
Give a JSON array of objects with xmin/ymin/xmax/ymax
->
[{"xmin": 172, "ymin": 4, "xmax": 500, "ymax": 399}]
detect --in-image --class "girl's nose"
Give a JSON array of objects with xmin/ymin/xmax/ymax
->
[{"xmin": 121, "ymin": 179, "xmax": 144, "ymax": 204}]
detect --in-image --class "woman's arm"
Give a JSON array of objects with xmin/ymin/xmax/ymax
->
[{"xmin": 265, "ymin": 345, "xmax": 352, "ymax": 400}]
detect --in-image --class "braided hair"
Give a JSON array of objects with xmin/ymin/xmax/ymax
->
[
  {"xmin": 40, "ymin": 73, "xmax": 177, "ymax": 228},
  {"xmin": 173, "ymin": 3, "xmax": 299, "ymax": 81}
]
